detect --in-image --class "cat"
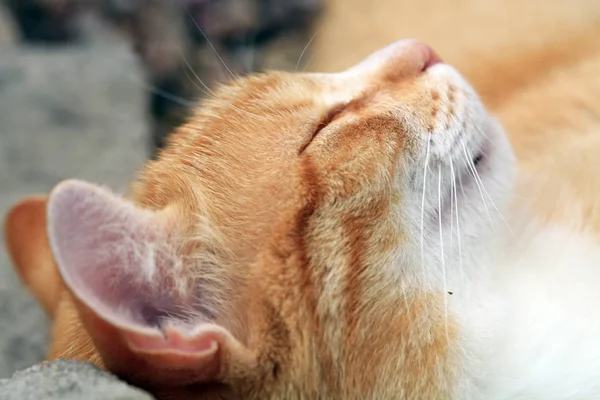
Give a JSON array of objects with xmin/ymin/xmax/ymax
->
[{"xmin": 6, "ymin": 34, "xmax": 600, "ymax": 399}]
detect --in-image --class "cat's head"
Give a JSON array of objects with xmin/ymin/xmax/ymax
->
[{"xmin": 4, "ymin": 40, "xmax": 515, "ymax": 399}]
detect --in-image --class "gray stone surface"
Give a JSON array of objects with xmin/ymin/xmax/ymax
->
[
  {"xmin": 0, "ymin": 41, "xmax": 149, "ymax": 378},
  {"xmin": 0, "ymin": 359, "xmax": 154, "ymax": 399}
]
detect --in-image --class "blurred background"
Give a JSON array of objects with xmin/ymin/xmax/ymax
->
[{"xmin": 0, "ymin": 0, "xmax": 323, "ymax": 378}]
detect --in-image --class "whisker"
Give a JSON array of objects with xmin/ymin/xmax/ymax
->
[
  {"xmin": 142, "ymin": 81, "xmax": 196, "ymax": 108},
  {"xmin": 116, "ymin": 69, "xmax": 196, "ymax": 108},
  {"xmin": 182, "ymin": 58, "xmax": 218, "ymax": 99},
  {"xmin": 449, "ymin": 157, "xmax": 464, "ymax": 279},
  {"xmin": 438, "ymin": 164, "xmax": 450, "ymax": 341},
  {"xmin": 457, "ymin": 161, "xmax": 466, "ymax": 199},
  {"xmin": 474, "ymin": 123, "xmax": 494, "ymax": 143},
  {"xmin": 184, "ymin": 7, "xmax": 236, "ymax": 80},
  {"xmin": 421, "ymin": 135, "xmax": 432, "ymax": 291},
  {"xmin": 460, "ymin": 140, "xmax": 493, "ymax": 226},
  {"xmin": 295, "ymin": 31, "xmax": 320, "ymax": 72},
  {"xmin": 449, "ymin": 165, "xmax": 454, "ymax": 247},
  {"xmin": 302, "ymin": 53, "xmax": 317, "ymax": 72},
  {"xmin": 179, "ymin": 48, "xmax": 267, "ymax": 119},
  {"xmin": 463, "ymin": 140, "xmax": 515, "ymax": 237}
]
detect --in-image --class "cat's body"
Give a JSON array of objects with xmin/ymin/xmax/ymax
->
[{"xmin": 4, "ymin": 1, "xmax": 600, "ymax": 398}]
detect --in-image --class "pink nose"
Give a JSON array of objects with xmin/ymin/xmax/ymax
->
[
  {"xmin": 418, "ymin": 42, "xmax": 443, "ymax": 71},
  {"xmin": 347, "ymin": 39, "xmax": 443, "ymax": 76}
]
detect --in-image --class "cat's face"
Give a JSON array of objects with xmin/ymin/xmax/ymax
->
[{"xmin": 6, "ymin": 40, "xmax": 515, "ymax": 399}]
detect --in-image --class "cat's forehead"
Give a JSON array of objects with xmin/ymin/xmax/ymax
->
[
  {"xmin": 235, "ymin": 71, "xmax": 356, "ymax": 107},
  {"xmin": 307, "ymin": 72, "xmax": 366, "ymax": 107},
  {"xmin": 262, "ymin": 40, "xmax": 443, "ymax": 108},
  {"xmin": 229, "ymin": 68, "xmax": 422, "ymax": 110}
]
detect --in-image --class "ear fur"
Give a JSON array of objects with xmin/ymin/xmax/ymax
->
[{"xmin": 4, "ymin": 195, "xmax": 63, "ymax": 317}]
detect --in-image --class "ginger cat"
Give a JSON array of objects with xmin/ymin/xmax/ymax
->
[{"xmin": 6, "ymin": 35, "xmax": 600, "ymax": 399}]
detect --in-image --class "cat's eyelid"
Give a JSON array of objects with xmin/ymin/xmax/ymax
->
[{"xmin": 298, "ymin": 103, "xmax": 349, "ymax": 155}]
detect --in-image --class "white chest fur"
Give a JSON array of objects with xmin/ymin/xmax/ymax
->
[{"xmin": 463, "ymin": 224, "xmax": 600, "ymax": 399}]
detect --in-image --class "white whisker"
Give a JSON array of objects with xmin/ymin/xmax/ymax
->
[
  {"xmin": 421, "ymin": 135, "xmax": 432, "ymax": 290},
  {"xmin": 181, "ymin": 53, "xmax": 218, "ymax": 99},
  {"xmin": 119, "ymin": 70, "xmax": 195, "ymax": 108},
  {"xmin": 179, "ymin": 48, "xmax": 266, "ymax": 119},
  {"xmin": 438, "ymin": 164, "xmax": 450, "ymax": 340},
  {"xmin": 449, "ymin": 157, "xmax": 464, "ymax": 279},
  {"xmin": 461, "ymin": 140, "xmax": 493, "ymax": 226},
  {"xmin": 457, "ymin": 161, "xmax": 466, "ymax": 199},
  {"xmin": 449, "ymin": 169, "xmax": 454, "ymax": 246},
  {"xmin": 463, "ymin": 139, "xmax": 515, "ymax": 237},
  {"xmin": 295, "ymin": 31, "xmax": 320, "ymax": 72},
  {"xmin": 302, "ymin": 53, "xmax": 317, "ymax": 72},
  {"xmin": 184, "ymin": 7, "xmax": 236, "ymax": 80},
  {"xmin": 143, "ymin": 82, "xmax": 195, "ymax": 108}
]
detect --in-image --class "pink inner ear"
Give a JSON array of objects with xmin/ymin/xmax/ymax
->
[{"xmin": 47, "ymin": 180, "xmax": 200, "ymax": 335}]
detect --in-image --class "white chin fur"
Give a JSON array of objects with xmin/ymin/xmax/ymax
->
[{"xmin": 397, "ymin": 64, "xmax": 517, "ymax": 290}]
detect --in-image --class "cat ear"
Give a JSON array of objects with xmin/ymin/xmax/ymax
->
[
  {"xmin": 4, "ymin": 195, "xmax": 63, "ymax": 317},
  {"xmin": 47, "ymin": 180, "xmax": 257, "ymax": 389}
]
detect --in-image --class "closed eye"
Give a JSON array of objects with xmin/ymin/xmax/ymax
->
[{"xmin": 299, "ymin": 103, "xmax": 348, "ymax": 154}]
